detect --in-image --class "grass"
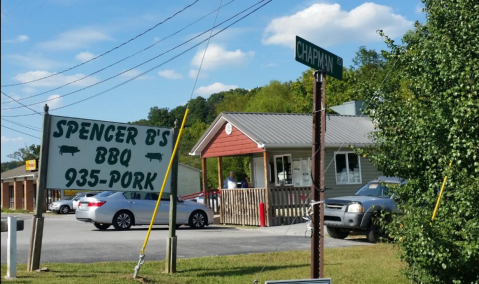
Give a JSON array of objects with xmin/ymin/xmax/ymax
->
[
  {"xmin": 1, "ymin": 244, "xmax": 407, "ymax": 284},
  {"xmin": 1, "ymin": 208, "xmax": 30, "ymax": 214}
]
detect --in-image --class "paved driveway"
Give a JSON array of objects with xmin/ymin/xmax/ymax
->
[{"xmin": 1, "ymin": 213, "xmax": 370, "ymax": 264}]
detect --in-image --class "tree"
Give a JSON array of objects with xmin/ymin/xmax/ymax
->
[
  {"xmin": 245, "ymin": 80, "xmax": 293, "ymax": 113},
  {"xmin": 359, "ymin": 0, "xmax": 479, "ymax": 283},
  {"xmin": 7, "ymin": 144, "xmax": 40, "ymax": 162}
]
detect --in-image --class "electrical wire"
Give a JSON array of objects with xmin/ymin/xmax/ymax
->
[
  {"xmin": 1, "ymin": 91, "xmax": 42, "ymax": 115},
  {"xmin": 1, "ymin": 0, "xmax": 272, "ymax": 117},
  {"xmin": 2, "ymin": 0, "xmax": 268, "ymax": 111},
  {"xmin": 0, "ymin": 0, "xmax": 201, "ymax": 87},
  {"xmin": 1, "ymin": 125, "xmax": 41, "ymax": 139},
  {"xmin": 1, "ymin": 0, "xmax": 238, "ymax": 105},
  {"xmin": 1, "ymin": 118, "xmax": 41, "ymax": 132}
]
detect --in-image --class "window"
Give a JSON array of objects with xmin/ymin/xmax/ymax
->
[
  {"xmin": 292, "ymin": 158, "xmax": 312, "ymax": 187},
  {"xmin": 334, "ymin": 152, "xmax": 362, "ymax": 184},
  {"xmin": 274, "ymin": 155, "xmax": 292, "ymax": 186}
]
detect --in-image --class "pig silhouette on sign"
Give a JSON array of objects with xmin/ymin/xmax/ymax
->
[
  {"xmin": 145, "ymin": 153, "xmax": 163, "ymax": 162},
  {"xmin": 59, "ymin": 145, "xmax": 80, "ymax": 156}
]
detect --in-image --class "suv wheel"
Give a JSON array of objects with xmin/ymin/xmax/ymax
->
[
  {"xmin": 366, "ymin": 222, "xmax": 381, "ymax": 243},
  {"xmin": 189, "ymin": 211, "xmax": 207, "ymax": 229},
  {"xmin": 326, "ymin": 226, "xmax": 350, "ymax": 239},
  {"xmin": 112, "ymin": 211, "xmax": 133, "ymax": 230}
]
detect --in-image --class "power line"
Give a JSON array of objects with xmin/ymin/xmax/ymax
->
[
  {"xmin": 1, "ymin": 91, "xmax": 42, "ymax": 115},
  {"xmin": 1, "ymin": 118, "xmax": 41, "ymax": 132},
  {"xmin": 0, "ymin": 0, "xmax": 201, "ymax": 87},
  {"xmin": 1, "ymin": 125, "xmax": 41, "ymax": 139},
  {"xmin": 2, "ymin": 0, "xmax": 269, "ymax": 111},
  {"xmin": 1, "ymin": 0, "xmax": 238, "ymax": 105},
  {"xmin": 188, "ymin": 0, "xmax": 223, "ymax": 106}
]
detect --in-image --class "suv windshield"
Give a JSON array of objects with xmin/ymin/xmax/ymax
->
[{"xmin": 355, "ymin": 182, "xmax": 397, "ymax": 197}]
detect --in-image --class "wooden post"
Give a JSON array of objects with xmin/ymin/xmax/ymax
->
[
  {"xmin": 166, "ymin": 124, "xmax": 179, "ymax": 274},
  {"xmin": 263, "ymin": 151, "xmax": 271, "ymax": 226},
  {"xmin": 28, "ymin": 104, "xmax": 51, "ymax": 272},
  {"xmin": 319, "ymin": 71, "xmax": 326, "ymax": 278},
  {"xmin": 217, "ymin": 157, "xmax": 223, "ymax": 190},
  {"xmin": 201, "ymin": 158, "xmax": 207, "ymax": 205}
]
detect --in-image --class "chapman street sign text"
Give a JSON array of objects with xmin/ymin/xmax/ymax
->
[
  {"xmin": 46, "ymin": 115, "xmax": 173, "ymax": 192},
  {"xmin": 295, "ymin": 36, "xmax": 343, "ymax": 80}
]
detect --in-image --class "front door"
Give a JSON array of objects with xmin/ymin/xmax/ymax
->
[{"xmin": 253, "ymin": 157, "xmax": 265, "ymax": 188}]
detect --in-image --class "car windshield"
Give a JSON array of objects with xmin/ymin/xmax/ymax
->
[
  {"xmin": 355, "ymin": 182, "xmax": 397, "ymax": 197},
  {"xmin": 95, "ymin": 191, "xmax": 116, "ymax": 198}
]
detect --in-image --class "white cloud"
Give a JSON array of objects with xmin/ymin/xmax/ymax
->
[
  {"xmin": 38, "ymin": 28, "xmax": 112, "ymax": 51},
  {"xmin": 3, "ymin": 35, "xmax": 29, "ymax": 43},
  {"xmin": 1, "ymin": 136, "xmax": 24, "ymax": 143},
  {"xmin": 75, "ymin": 51, "xmax": 96, "ymax": 62},
  {"xmin": 415, "ymin": 3, "xmax": 424, "ymax": 14},
  {"xmin": 22, "ymin": 87, "xmax": 37, "ymax": 94},
  {"xmin": 120, "ymin": 69, "xmax": 150, "ymax": 80},
  {"xmin": 153, "ymin": 36, "xmax": 160, "ymax": 42},
  {"xmin": 190, "ymin": 44, "xmax": 255, "ymax": 71},
  {"xmin": 13, "ymin": 71, "xmax": 99, "ymax": 87},
  {"xmin": 46, "ymin": 94, "xmax": 63, "ymax": 109},
  {"xmin": 158, "ymin": 69, "xmax": 182, "ymax": 80},
  {"xmin": 4, "ymin": 53, "xmax": 65, "ymax": 70},
  {"xmin": 195, "ymin": 82, "xmax": 238, "ymax": 96},
  {"xmin": 263, "ymin": 3, "xmax": 413, "ymax": 48}
]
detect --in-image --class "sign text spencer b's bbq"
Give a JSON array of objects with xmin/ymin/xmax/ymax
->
[{"xmin": 45, "ymin": 116, "xmax": 174, "ymax": 192}]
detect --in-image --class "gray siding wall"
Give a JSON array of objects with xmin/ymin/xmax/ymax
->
[
  {"xmin": 252, "ymin": 147, "xmax": 381, "ymax": 198},
  {"xmin": 178, "ymin": 165, "xmax": 201, "ymax": 196}
]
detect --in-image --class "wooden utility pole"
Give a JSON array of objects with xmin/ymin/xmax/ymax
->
[
  {"xmin": 166, "ymin": 124, "xmax": 179, "ymax": 273},
  {"xmin": 28, "ymin": 104, "xmax": 51, "ymax": 271},
  {"xmin": 311, "ymin": 71, "xmax": 326, "ymax": 278}
]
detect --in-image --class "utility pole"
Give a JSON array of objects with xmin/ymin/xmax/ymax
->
[
  {"xmin": 166, "ymin": 121, "xmax": 179, "ymax": 273},
  {"xmin": 28, "ymin": 104, "xmax": 51, "ymax": 272},
  {"xmin": 311, "ymin": 71, "xmax": 326, "ymax": 278}
]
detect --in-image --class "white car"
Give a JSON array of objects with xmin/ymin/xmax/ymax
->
[{"xmin": 76, "ymin": 191, "xmax": 214, "ymax": 230}]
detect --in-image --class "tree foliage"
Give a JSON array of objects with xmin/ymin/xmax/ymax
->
[{"xmin": 358, "ymin": 0, "xmax": 479, "ymax": 283}]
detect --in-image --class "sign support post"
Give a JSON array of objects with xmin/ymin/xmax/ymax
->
[
  {"xmin": 28, "ymin": 104, "xmax": 51, "ymax": 272},
  {"xmin": 295, "ymin": 35, "xmax": 342, "ymax": 279},
  {"xmin": 166, "ymin": 122, "xmax": 179, "ymax": 274}
]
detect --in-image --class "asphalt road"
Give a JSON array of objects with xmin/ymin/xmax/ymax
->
[{"xmin": 1, "ymin": 213, "xmax": 370, "ymax": 264}]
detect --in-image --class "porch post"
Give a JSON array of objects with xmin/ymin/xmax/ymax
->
[
  {"xmin": 1, "ymin": 181, "xmax": 9, "ymax": 209},
  {"xmin": 13, "ymin": 179, "xmax": 23, "ymax": 210},
  {"xmin": 201, "ymin": 158, "xmax": 207, "ymax": 205},
  {"xmin": 263, "ymin": 151, "xmax": 271, "ymax": 226},
  {"xmin": 24, "ymin": 179, "xmax": 34, "ymax": 212},
  {"xmin": 217, "ymin": 157, "xmax": 223, "ymax": 190}
]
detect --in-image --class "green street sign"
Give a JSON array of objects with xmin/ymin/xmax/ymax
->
[{"xmin": 295, "ymin": 36, "xmax": 343, "ymax": 80}]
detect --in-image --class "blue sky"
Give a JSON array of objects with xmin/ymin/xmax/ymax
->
[{"xmin": 1, "ymin": 0, "xmax": 425, "ymax": 161}]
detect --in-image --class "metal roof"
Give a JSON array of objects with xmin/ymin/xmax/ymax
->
[{"xmin": 190, "ymin": 112, "xmax": 374, "ymax": 156}]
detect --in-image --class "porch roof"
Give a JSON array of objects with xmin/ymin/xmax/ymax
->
[
  {"xmin": 1, "ymin": 165, "xmax": 37, "ymax": 182},
  {"xmin": 190, "ymin": 112, "xmax": 375, "ymax": 156}
]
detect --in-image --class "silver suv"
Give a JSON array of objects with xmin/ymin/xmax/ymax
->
[{"xmin": 324, "ymin": 176, "xmax": 405, "ymax": 243}]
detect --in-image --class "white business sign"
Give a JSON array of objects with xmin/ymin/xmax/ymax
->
[{"xmin": 46, "ymin": 115, "xmax": 173, "ymax": 192}]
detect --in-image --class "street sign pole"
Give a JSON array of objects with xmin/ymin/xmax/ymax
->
[
  {"xmin": 311, "ymin": 71, "xmax": 321, "ymax": 278},
  {"xmin": 28, "ymin": 104, "xmax": 51, "ymax": 272},
  {"xmin": 296, "ymin": 36, "xmax": 341, "ymax": 279},
  {"xmin": 166, "ymin": 122, "xmax": 179, "ymax": 274}
]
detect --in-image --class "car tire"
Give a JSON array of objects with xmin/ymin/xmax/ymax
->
[
  {"xmin": 326, "ymin": 226, "xmax": 350, "ymax": 239},
  {"xmin": 59, "ymin": 205, "xmax": 70, "ymax": 214},
  {"xmin": 366, "ymin": 221, "xmax": 381, "ymax": 243},
  {"xmin": 189, "ymin": 211, "xmax": 207, "ymax": 229},
  {"xmin": 93, "ymin": 223, "xmax": 111, "ymax": 230},
  {"xmin": 112, "ymin": 211, "xmax": 133, "ymax": 230}
]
